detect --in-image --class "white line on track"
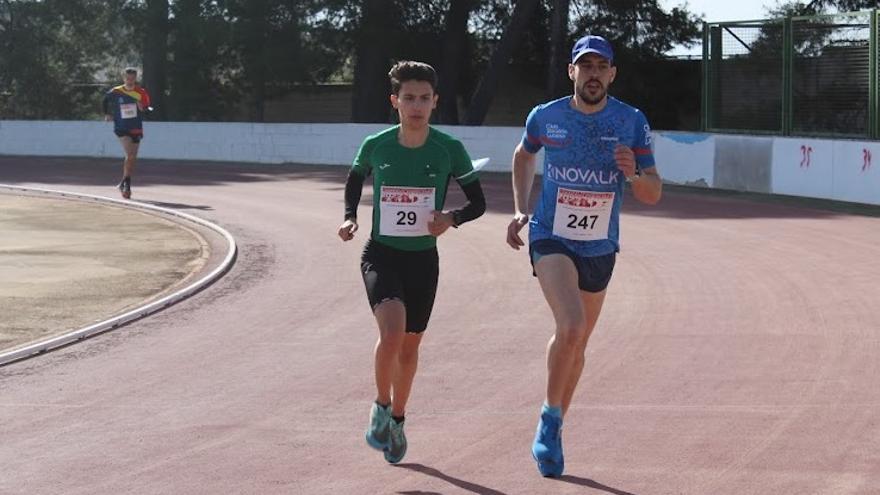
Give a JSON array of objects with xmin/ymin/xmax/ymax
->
[{"xmin": 0, "ymin": 184, "xmax": 238, "ymax": 367}]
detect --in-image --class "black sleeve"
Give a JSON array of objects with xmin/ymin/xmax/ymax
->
[
  {"xmin": 101, "ymin": 92, "xmax": 111, "ymax": 115},
  {"xmin": 344, "ymin": 168, "xmax": 367, "ymax": 221},
  {"xmin": 450, "ymin": 179, "xmax": 486, "ymax": 227}
]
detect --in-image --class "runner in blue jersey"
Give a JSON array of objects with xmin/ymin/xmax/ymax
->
[
  {"xmin": 102, "ymin": 67, "xmax": 152, "ymax": 199},
  {"xmin": 505, "ymin": 35, "xmax": 663, "ymax": 478}
]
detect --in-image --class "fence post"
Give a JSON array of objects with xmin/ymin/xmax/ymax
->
[
  {"xmin": 870, "ymin": 10, "xmax": 878, "ymax": 139},
  {"xmin": 782, "ymin": 16, "xmax": 793, "ymax": 136},
  {"xmin": 701, "ymin": 22, "xmax": 710, "ymax": 131}
]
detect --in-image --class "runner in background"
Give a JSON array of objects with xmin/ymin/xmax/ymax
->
[{"xmin": 103, "ymin": 67, "xmax": 151, "ymax": 199}]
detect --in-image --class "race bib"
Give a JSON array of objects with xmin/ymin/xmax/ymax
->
[
  {"xmin": 120, "ymin": 103, "xmax": 137, "ymax": 119},
  {"xmin": 379, "ymin": 186, "xmax": 436, "ymax": 237},
  {"xmin": 552, "ymin": 188, "xmax": 614, "ymax": 241}
]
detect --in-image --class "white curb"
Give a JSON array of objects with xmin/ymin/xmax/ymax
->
[{"xmin": 0, "ymin": 184, "xmax": 238, "ymax": 367}]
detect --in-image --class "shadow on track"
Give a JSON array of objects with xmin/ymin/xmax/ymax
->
[{"xmin": 394, "ymin": 463, "xmax": 508, "ymax": 495}]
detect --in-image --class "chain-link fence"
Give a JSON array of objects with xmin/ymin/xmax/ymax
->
[
  {"xmin": 702, "ymin": 10, "xmax": 878, "ymax": 139},
  {"xmin": 704, "ymin": 20, "xmax": 785, "ymax": 133}
]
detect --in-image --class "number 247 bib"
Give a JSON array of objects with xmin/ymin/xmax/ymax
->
[
  {"xmin": 379, "ymin": 186, "xmax": 436, "ymax": 237},
  {"xmin": 552, "ymin": 188, "xmax": 614, "ymax": 241}
]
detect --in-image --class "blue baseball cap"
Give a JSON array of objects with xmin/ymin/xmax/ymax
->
[{"xmin": 571, "ymin": 35, "xmax": 614, "ymax": 64}]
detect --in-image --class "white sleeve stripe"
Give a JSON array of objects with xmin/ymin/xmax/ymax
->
[{"xmin": 456, "ymin": 169, "xmax": 476, "ymax": 180}]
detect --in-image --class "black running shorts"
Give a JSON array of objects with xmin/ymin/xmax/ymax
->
[
  {"xmin": 529, "ymin": 238, "xmax": 616, "ymax": 293},
  {"xmin": 114, "ymin": 129, "xmax": 142, "ymax": 143},
  {"xmin": 360, "ymin": 239, "xmax": 439, "ymax": 333}
]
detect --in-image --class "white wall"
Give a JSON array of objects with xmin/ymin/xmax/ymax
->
[
  {"xmin": 1, "ymin": 120, "xmax": 878, "ymax": 205},
  {"xmin": 771, "ymin": 138, "xmax": 835, "ymax": 200},
  {"xmin": 0, "ymin": 120, "xmax": 530, "ymax": 173},
  {"xmin": 652, "ymin": 132, "xmax": 714, "ymax": 187},
  {"xmin": 655, "ymin": 132, "xmax": 880, "ymax": 206},
  {"xmin": 0, "ymin": 121, "xmax": 391, "ymax": 165},
  {"xmin": 832, "ymin": 141, "xmax": 880, "ymax": 205}
]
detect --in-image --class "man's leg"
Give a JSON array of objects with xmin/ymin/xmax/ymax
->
[
  {"xmin": 118, "ymin": 136, "xmax": 139, "ymax": 178},
  {"xmin": 117, "ymin": 136, "xmax": 139, "ymax": 198},
  {"xmin": 560, "ymin": 289, "xmax": 607, "ymax": 417},
  {"xmin": 534, "ymin": 254, "xmax": 587, "ymax": 409},
  {"xmin": 531, "ymin": 253, "xmax": 585, "ymax": 477}
]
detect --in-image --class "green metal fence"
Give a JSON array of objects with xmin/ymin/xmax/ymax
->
[{"xmin": 702, "ymin": 10, "xmax": 879, "ymax": 139}]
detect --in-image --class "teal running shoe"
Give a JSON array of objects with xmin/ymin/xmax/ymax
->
[
  {"xmin": 365, "ymin": 402, "xmax": 391, "ymax": 451},
  {"xmin": 384, "ymin": 417, "xmax": 407, "ymax": 464}
]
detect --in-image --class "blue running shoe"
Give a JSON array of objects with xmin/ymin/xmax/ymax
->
[
  {"xmin": 365, "ymin": 402, "xmax": 391, "ymax": 451},
  {"xmin": 531, "ymin": 412, "xmax": 564, "ymax": 477},
  {"xmin": 384, "ymin": 417, "xmax": 407, "ymax": 464}
]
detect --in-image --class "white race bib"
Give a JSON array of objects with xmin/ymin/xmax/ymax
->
[
  {"xmin": 120, "ymin": 103, "xmax": 137, "ymax": 119},
  {"xmin": 379, "ymin": 186, "xmax": 436, "ymax": 237},
  {"xmin": 552, "ymin": 188, "xmax": 614, "ymax": 241}
]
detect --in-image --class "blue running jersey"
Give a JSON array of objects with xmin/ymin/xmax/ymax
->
[
  {"xmin": 521, "ymin": 96, "xmax": 656, "ymax": 256},
  {"xmin": 102, "ymin": 85, "xmax": 151, "ymax": 135}
]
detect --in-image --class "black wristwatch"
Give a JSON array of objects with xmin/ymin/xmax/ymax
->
[
  {"xmin": 625, "ymin": 169, "xmax": 642, "ymax": 183},
  {"xmin": 451, "ymin": 210, "xmax": 462, "ymax": 228}
]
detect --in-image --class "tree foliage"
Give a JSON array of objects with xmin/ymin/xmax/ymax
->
[
  {"xmin": 0, "ymin": 0, "xmax": 708, "ymax": 127},
  {"xmin": 0, "ymin": 0, "xmax": 132, "ymax": 119}
]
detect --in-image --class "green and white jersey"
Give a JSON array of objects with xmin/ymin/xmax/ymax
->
[{"xmin": 352, "ymin": 126, "xmax": 479, "ymax": 251}]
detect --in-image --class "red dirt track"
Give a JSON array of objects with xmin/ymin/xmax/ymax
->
[{"xmin": 1, "ymin": 157, "xmax": 879, "ymax": 494}]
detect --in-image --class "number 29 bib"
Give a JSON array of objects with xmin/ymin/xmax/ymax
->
[
  {"xmin": 552, "ymin": 188, "xmax": 614, "ymax": 241},
  {"xmin": 379, "ymin": 186, "xmax": 436, "ymax": 237}
]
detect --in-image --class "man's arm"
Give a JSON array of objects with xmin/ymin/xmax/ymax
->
[
  {"xmin": 629, "ymin": 167, "xmax": 662, "ymax": 205},
  {"xmin": 512, "ymin": 143, "xmax": 537, "ymax": 216},
  {"xmin": 614, "ymin": 143, "xmax": 662, "ymax": 205},
  {"xmin": 507, "ymin": 143, "xmax": 537, "ymax": 249},
  {"xmin": 102, "ymin": 93, "xmax": 112, "ymax": 121}
]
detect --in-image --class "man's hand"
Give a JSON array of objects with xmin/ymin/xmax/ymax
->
[
  {"xmin": 104, "ymin": 114, "xmax": 112, "ymax": 122},
  {"xmin": 506, "ymin": 213, "xmax": 529, "ymax": 250},
  {"xmin": 614, "ymin": 144, "xmax": 637, "ymax": 180},
  {"xmin": 338, "ymin": 219, "xmax": 358, "ymax": 241},
  {"xmin": 427, "ymin": 210, "xmax": 454, "ymax": 237}
]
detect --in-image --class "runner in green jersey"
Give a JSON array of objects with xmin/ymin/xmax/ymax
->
[{"xmin": 337, "ymin": 61, "xmax": 486, "ymax": 464}]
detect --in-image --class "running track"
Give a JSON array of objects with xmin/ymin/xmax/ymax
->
[{"xmin": 1, "ymin": 157, "xmax": 879, "ymax": 495}]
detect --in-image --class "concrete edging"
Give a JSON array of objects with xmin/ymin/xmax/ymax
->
[{"xmin": 0, "ymin": 184, "xmax": 238, "ymax": 367}]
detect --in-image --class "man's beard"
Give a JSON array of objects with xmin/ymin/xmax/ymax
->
[{"xmin": 578, "ymin": 80, "xmax": 607, "ymax": 105}]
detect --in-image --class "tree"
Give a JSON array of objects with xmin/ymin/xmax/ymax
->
[
  {"xmin": 564, "ymin": 0, "xmax": 701, "ymax": 129},
  {"xmin": 0, "ymin": 0, "xmax": 706, "ymax": 126},
  {"xmin": 546, "ymin": 0, "xmax": 570, "ymax": 100},
  {"xmin": 570, "ymin": 0, "xmax": 701, "ymax": 57},
  {"xmin": 787, "ymin": 0, "xmax": 880, "ymax": 13},
  {"xmin": 143, "ymin": 0, "xmax": 169, "ymax": 120},
  {"xmin": 166, "ymin": 0, "xmax": 232, "ymax": 121},
  {"xmin": 465, "ymin": 0, "xmax": 541, "ymax": 125},
  {"xmin": 351, "ymin": 0, "xmax": 396, "ymax": 122},
  {"xmin": 437, "ymin": 0, "xmax": 476, "ymax": 124},
  {"xmin": 320, "ymin": 0, "xmax": 453, "ymax": 122},
  {"xmin": 228, "ymin": 0, "xmax": 312, "ymax": 122},
  {"xmin": 0, "ymin": 0, "xmax": 129, "ymax": 119}
]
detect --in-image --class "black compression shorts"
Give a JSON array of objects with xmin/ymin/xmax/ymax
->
[{"xmin": 360, "ymin": 238, "xmax": 439, "ymax": 333}]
